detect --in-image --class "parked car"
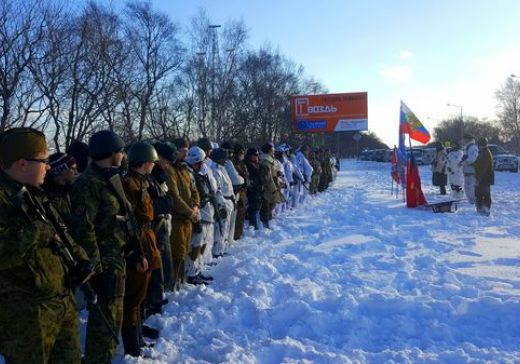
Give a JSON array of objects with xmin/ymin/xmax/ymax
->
[
  {"xmin": 488, "ymin": 144, "xmax": 518, "ymax": 172},
  {"xmin": 422, "ymin": 148, "xmax": 436, "ymax": 165},
  {"xmin": 383, "ymin": 149, "xmax": 393, "ymax": 163},
  {"xmin": 359, "ymin": 150, "xmax": 371, "ymax": 161},
  {"xmin": 406, "ymin": 148, "xmax": 424, "ymax": 165},
  {"xmin": 372, "ymin": 149, "xmax": 386, "ymax": 162}
]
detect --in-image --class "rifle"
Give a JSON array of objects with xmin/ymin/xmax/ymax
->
[
  {"xmin": 108, "ymin": 174, "xmax": 145, "ymax": 265},
  {"xmin": 9, "ymin": 186, "xmax": 119, "ymax": 344}
]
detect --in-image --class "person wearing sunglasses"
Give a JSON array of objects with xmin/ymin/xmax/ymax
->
[{"xmin": 0, "ymin": 127, "xmax": 91, "ymax": 364}]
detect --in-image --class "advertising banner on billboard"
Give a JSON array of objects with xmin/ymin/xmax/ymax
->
[{"xmin": 291, "ymin": 92, "xmax": 368, "ymax": 133}]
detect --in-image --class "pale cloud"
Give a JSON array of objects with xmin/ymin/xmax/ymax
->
[
  {"xmin": 400, "ymin": 50, "xmax": 413, "ymax": 60},
  {"xmin": 380, "ymin": 65, "xmax": 412, "ymax": 82},
  {"xmin": 371, "ymin": 46, "xmax": 520, "ymax": 147}
]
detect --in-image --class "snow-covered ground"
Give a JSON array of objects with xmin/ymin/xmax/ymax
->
[
  {"xmin": 7, "ymin": 158, "xmax": 518, "ymax": 364},
  {"xmin": 111, "ymin": 159, "xmax": 520, "ymax": 364},
  {"xmin": 2, "ymin": 160, "xmax": 518, "ymax": 364}
]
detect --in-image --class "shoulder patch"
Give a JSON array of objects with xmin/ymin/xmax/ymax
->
[{"xmin": 73, "ymin": 204, "xmax": 86, "ymax": 216}]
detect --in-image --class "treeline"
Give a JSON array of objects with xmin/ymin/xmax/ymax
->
[{"xmin": 0, "ymin": 0, "xmax": 328, "ymax": 150}]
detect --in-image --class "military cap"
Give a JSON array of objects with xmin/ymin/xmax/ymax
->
[
  {"xmin": 154, "ymin": 142, "xmax": 178, "ymax": 162},
  {"xmin": 172, "ymin": 137, "xmax": 189, "ymax": 150},
  {"xmin": 234, "ymin": 143, "xmax": 245, "ymax": 154},
  {"xmin": 210, "ymin": 148, "xmax": 228, "ymax": 163},
  {"xmin": 260, "ymin": 143, "xmax": 274, "ymax": 154},
  {"xmin": 245, "ymin": 147, "xmax": 259, "ymax": 158},
  {"xmin": 88, "ymin": 130, "xmax": 124, "ymax": 161},
  {"xmin": 66, "ymin": 141, "xmax": 89, "ymax": 173},
  {"xmin": 220, "ymin": 141, "xmax": 234, "ymax": 151},
  {"xmin": 197, "ymin": 137, "xmax": 213, "ymax": 152},
  {"xmin": 0, "ymin": 127, "xmax": 47, "ymax": 166},
  {"xmin": 477, "ymin": 137, "xmax": 488, "ymax": 147}
]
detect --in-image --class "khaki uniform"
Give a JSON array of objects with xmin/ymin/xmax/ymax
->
[
  {"xmin": 69, "ymin": 164, "xmax": 128, "ymax": 364},
  {"xmin": 122, "ymin": 170, "xmax": 160, "ymax": 327},
  {"xmin": 259, "ymin": 153, "xmax": 284, "ymax": 226},
  {"xmin": 162, "ymin": 162, "xmax": 199, "ymax": 288},
  {"xmin": 0, "ymin": 170, "xmax": 88, "ymax": 364}
]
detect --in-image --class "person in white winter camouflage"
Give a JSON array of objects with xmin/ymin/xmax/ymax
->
[
  {"xmin": 461, "ymin": 134, "xmax": 479, "ymax": 204},
  {"xmin": 446, "ymin": 142, "xmax": 465, "ymax": 200}
]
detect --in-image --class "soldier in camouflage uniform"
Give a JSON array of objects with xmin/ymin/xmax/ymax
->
[
  {"xmin": 42, "ymin": 152, "xmax": 78, "ymax": 218},
  {"xmin": 121, "ymin": 142, "xmax": 161, "ymax": 356},
  {"xmin": 308, "ymin": 149, "xmax": 322, "ymax": 195},
  {"xmin": 69, "ymin": 130, "xmax": 148, "ymax": 364},
  {"xmin": 0, "ymin": 127, "xmax": 91, "ymax": 364},
  {"xmin": 318, "ymin": 149, "xmax": 332, "ymax": 192},
  {"xmin": 232, "ymin": 143, "xmax": 248, "ymax": 240},
  {"xmin": 151, "ymin": 142, "xmax": 177, "ymax": 292}
]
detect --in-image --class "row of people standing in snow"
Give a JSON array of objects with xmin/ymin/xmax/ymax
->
[
  {"xmin": 430, "ymin": 133, "xmax": 494, "ymax": 215},
  {"xmin": 0, "ymin": 125, "xmax": 340, "ymax": 364}
]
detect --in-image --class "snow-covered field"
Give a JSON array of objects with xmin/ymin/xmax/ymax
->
[
  {"xmin": 112, "ymin": 159, "xmax": 520, "ymax": 364},
  {"xmin": 4, "ymin": 159, "xmax": 517, "ymax": 364}
]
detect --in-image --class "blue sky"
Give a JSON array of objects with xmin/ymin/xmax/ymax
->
[{"xmin": 115, "ymin": 0, "xmax": 520, "ymax": 146}]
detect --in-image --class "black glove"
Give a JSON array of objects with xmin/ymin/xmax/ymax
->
[
  {"xmin": 89, "ymin": 272, "xmax": 107, "ymax": 299},
  {"xmin": 192, "ymin": 220, "xmax": 203, "ymax": 234},
  {"xmin": 218, "ymin": 208, "xmax": 228, "ymax": 220},
  {"xmin": 89, "ymin": 270, "xmax": 124, "ymax": 302},
  {"xmin": 71, "ymin": 258, "xmax": 94, "ymax": 287}
]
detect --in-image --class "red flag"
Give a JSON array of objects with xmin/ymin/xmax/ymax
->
[
  {"xmin": 406, "ymin": 151, "xmax": 427, "ymax": 207},
  {"xmin": 391, "ymin": 147, "xmax": 400, "ymax": 184}
]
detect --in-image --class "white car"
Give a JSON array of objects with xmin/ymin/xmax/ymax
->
[{"xmin": 488, "ymin": 144, "xmax": 518, "ymax": 173}]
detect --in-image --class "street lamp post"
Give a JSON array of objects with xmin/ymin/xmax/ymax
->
[{"xmin": 447, "ymin": 103, "xmax": 463, "ymax": 142}]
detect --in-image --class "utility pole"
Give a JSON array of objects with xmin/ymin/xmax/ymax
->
[
  {"xmin": 196, "ymin": 51, "xmax": 207, "ymax": 137},
  {"xmin": 209, "ymin": 24, "xmax": 221, "ymax": 140}
]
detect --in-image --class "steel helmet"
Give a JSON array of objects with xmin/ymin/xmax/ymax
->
[
  {"xmin": 186, "ymin": 146, "xmax": 206, "ymax": 165},
  {"xmin": 127, "ymin": 142, "xmax": 159, "ymax": 165}
]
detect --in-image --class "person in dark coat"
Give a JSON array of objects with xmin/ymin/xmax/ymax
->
[
  {"xmin": 473, "ymin": 137, "xmax": 494, "ymax": 216},
  {"xmin": 431, "ymin": 142, "xmax": 448, "ymax": 195},
  {"xmin": 245, "ymin": 148, "xmax": 264, "ymax": 229},
  {"xmin": 232, "ymin": 143, "xmax": 249, "ymax": 239}
]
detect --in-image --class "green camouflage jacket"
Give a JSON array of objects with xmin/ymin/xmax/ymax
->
[
  {"xmin": 69, "ymin": 164, "xmax": 127, "ymax": 274},
  {"xmin": 0, "ymin": 170, "xmax": 87, "ymax": 301}
]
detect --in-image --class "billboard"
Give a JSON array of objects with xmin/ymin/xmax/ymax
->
[{"xmin": 291, "ymin": 92, "xmax": 368, "ymax": 133}]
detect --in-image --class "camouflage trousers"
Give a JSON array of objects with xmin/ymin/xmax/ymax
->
[
  {"xmin": 84, "ymin": 272, "xmax": 125, "ymax": 364},
  {"xmin": 0, "ymin": 294, "xmax": 81, "ymax": 364}
]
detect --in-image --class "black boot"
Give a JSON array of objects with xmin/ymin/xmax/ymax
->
[
  {"xmin": 142, "ymin": 324, "xmax": 160, "ymax": 339},
  {"xmin": 122, "ymin": 325, "xmax": 141, "ymax": 357},
  {"xmin": 187, "ymin": 275, "xmax": 208, "ymax": 285},
  {"xmin": 137, "ymin": 321, "xmax": 155, "ymax": 348}
]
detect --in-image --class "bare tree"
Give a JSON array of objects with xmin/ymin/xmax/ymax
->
[
  {"xmin": 0, "ymin": 0, "xmax": 49, "ymax": 131},
  {"xmin": 121, "ymin": 1, "xmax": 183, "ymax": 141},
  {"xmin": 496, "ymin": 76, "xmax": 520, "ymax": 153},
  {"xmin": 233, "ymin": 48, "xmax": 301, "ymax": 145}
]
